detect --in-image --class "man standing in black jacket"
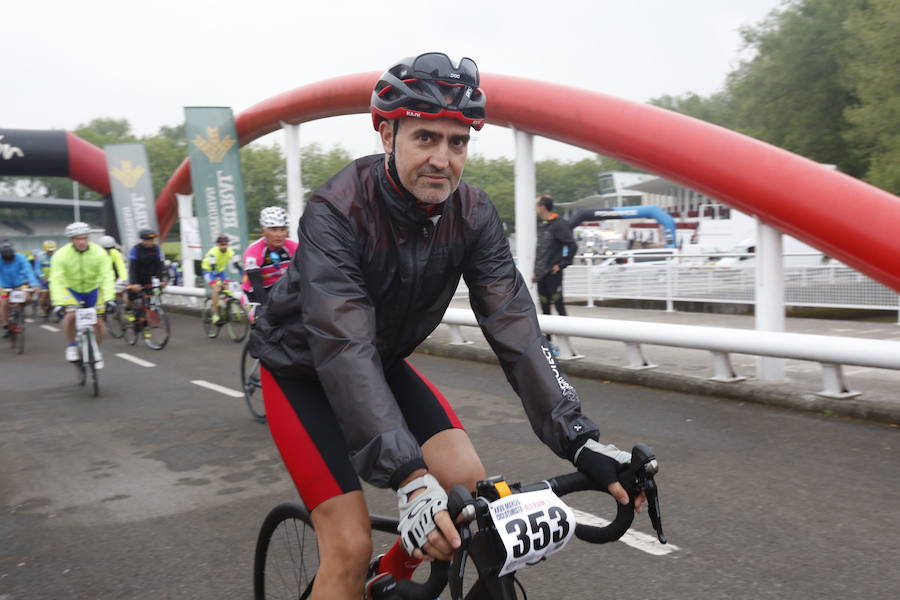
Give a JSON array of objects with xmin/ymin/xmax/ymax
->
[
  {"xmin": 250, "ymin": 52, "xmax": 644, "ymax": 599},
  {"xmin": 533, "ymin": 194, "xmax": 578, "ymax": 322}
]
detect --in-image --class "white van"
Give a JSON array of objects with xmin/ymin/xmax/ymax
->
[{"xmin": 598, "ymin": 248, "xmax": 678, "ymax": 267}]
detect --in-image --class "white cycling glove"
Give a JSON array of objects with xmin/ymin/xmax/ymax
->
[
  {"xmin": 396, "ymin": 473, "xmax": 448, "ymax": 555},
  {"xmin": 574, "ymin": 439, "xmax": 632, "ymax": 488}
]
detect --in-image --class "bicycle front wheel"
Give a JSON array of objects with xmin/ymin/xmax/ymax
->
[
  {"xmin": 123, "ymin": 311, "xmax": 138, "ymax": 346},
  {"xmin": 200, "ymin": 298, "xmax": 218, "ymax": 339},
  {"xmin": 106, "ymin": 302, "xmax": 125, "ymax": 339},
  {"xmin": 86, "ymin": 336, "xmax": 100, "ymax": 397},
  {"xmin": 143, "ymin": 305, "xmax": 171, "ymax": 350},
  {"xmin": 224, "ymin": 299, "xmax": 249, "ymax": 343},
  {"xmin": 241, "ymin": 342, "xmax": 265, "ymax": 422},
  {"xmin": 254, "ymin": 502, "xmax": 319, "ymax": 600}
]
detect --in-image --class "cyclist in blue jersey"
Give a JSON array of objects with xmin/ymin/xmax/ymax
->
[{"xmin": 1, "ymin": 241, "xmax": 39, "ymax": 336}]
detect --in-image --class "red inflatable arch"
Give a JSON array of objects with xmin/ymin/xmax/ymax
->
[{"xmin": 156, "ymin": 72, "xmax": 900, "ymax": 292}]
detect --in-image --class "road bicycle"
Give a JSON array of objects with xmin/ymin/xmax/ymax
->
[
  {"xmin": 240, "ymin": 302, "xmax": 265, "ymax": 422},
  {"xmin": 3, "ymin": 287, "xmax": 32, "ymax": 354},
  {"xmin": 253, "ymin": 444, "xmax": 666, "ymax": 600},
  {"xmin": 123, "ymin": 281, "xmax": 171, "ymax": 350},
  {"xmin": 201, "ymin": 281, "xmax": 249, "ymax": 343},
  {"xmin": 70, "ymin": 303, "xmax": 101, "ymax": 397}
]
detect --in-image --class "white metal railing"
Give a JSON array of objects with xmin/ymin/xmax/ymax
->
[
  {"xmin": 440, "ymin": 307, "xmax": 900, "ymax": 400},
  {"xmin": 454, "ymin": 253, "xmax": 900, "ymax": 313},
  {"xmin": 160, "ymin": 285, "xmax": 898, "ymax": 399}
]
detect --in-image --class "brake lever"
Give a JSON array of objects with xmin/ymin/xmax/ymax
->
[
  {"xmin": 449, "ymin": 525, "xmax": 470, "ymax": 600},
  {"xmin": 623, "ymin": 443, "xmax": 667, "ymax": 544}
]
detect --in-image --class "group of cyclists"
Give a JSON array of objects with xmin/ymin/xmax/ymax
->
[
  {"xmin": 6, "ymin": 51, "xmax": 652, "ymax": 599},
  {"xmin": 1, "ymin": 204, "xmax": 295, "ymax": 366}
]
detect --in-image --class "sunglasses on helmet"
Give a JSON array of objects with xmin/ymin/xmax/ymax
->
[{"xmin": 411, "ymin": 53, "xmax": 479, "ymax": 87}]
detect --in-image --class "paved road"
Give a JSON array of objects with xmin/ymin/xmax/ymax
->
[{"xmin": 1, "ymin": 313, "xmax": 898, "ymax": 599}]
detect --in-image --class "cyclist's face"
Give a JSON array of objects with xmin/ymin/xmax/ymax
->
[
  {"xmin": 263, "ymin": 227, "xmax": 288, "ymax": 247},
  {"xmin": 381, "ymin": 117, "xmax": 469, "ymax": 204},
  {"xmin": 71, "ymin": 235, "xmax": 89, "ymax": 251},
  {"xmin": 141, "ymin": 239, "xmax": 156, "ymax": 248},
  {"xmin": 217, "ymin": 241, "xmax": 229, "ymax": 251}
]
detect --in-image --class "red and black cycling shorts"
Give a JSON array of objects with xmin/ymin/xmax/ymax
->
[{"xmin": 261, "ymin": 360, "xmax": 463, "ymax": 512}]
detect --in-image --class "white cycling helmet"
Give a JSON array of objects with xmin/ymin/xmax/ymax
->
[
  {"xmin": 260, "ymin": 206, "xmax": 289, "ymax": 228},
  {"xmin": 99, "ymin": 235, "xmax": 117, "ymax": 249},
  {"xmin": 65, "ymin": 222, "xmax": 92, "ymax": 238}
]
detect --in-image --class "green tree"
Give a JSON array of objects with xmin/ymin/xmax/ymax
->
[
  {"xmin": 843, "ymin": 0, "xmax": 900, "ymax": 194},
  {"xmin": 143, "ymin": 124, "xmax": 188, "ymax": 201},
  {"xmin": 726, "ymin": 0, "xmax": 866, "ymax": 175},
  {"xmin": 536, "ymin": 157, "xmax": 604, "ymax": 203},
  {"xmin": 73, "ymin": 117, "xmax": 137, "ymax": 148},
  {"xmin": 649, "ymin": 92, "xmax": 735, "ymax": 129},
  {"xmin": 241, "ymin": 142, "xmax": 286, "ymax": 232},
  {"xmin": 462, "ymin": 155, "xmax": 515, "ymax": 225},
  {"xmin": 300, "ymin": 143, "xmax": 353, "ymax": 199}
]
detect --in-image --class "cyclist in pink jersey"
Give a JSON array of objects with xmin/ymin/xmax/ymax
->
[{"xmin": 242, "ymin": 206, "xmax": 298, "ymax": 303}]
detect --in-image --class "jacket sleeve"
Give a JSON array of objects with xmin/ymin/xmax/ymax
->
[
  {"xmin": 22, "ymin": 256, "xmax": 39, "ymax": 287},
  {"xmin": 156, "ymin": 247, "xmax": 166, "ymax": 280},
  {"xmin": 113, "ymin": 250, "xmax": 127, "ymax": 282},
  {"xmin": 554, "ymin": 218, "xmax": 578, "ymax": 269},
  {"xmin": 128, "ymin": 246, "xmax": 138, "ymax": 284},
  {"xmin": 297, "ymin": 199, "xmax": 426, "ymax": 489},
  {"xmin": 200, "ymin": 249, "xmax": 212, "ymax": 272},
  {"xmin": 99, "ymin": 248, "xmax": 115, "ymax": 303},
  {"xmin": 49, "ymin": 250, "xmax": 66, "ymax": 306},
  {"xmin": 462, "ymin": 196, "xmax": 599, "ymax": 460}
]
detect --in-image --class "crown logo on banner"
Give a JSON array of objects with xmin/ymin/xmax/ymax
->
[
  {"xmin": 191, "ymin": 127, "xmax": 235, "ymax": 163},
  {"xmin": 109, "ymin": 160, "xmax": 145, "ymax": 188}
]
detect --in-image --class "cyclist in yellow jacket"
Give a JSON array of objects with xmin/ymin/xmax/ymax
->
[
  {"xmin": 201, "ymin": 234, "xmax": 237, "ymax": 325},
  {"xmin": 99, "ymin": 235, "xmax": 127, "ymax": 285},
  {"xmin": 50, "ymin": 222, "xmax": 115, "ymax": 367}
]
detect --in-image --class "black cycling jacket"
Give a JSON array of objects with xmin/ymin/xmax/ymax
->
[
  {"xmin": 127, "ymin": 243, "xmax": 165, "ymax": 286},
  {"xmin": 250, "ymin": 155, "xmax": 599, "ymax": 489},
  {"xmin": 534, "ymin": 213, "xmax": 578, "ymax": 282}
]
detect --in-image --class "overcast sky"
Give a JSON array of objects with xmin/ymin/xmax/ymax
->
[{"xmin": 3, "ymin": 0, "xmax": 783, "ymax": 162}]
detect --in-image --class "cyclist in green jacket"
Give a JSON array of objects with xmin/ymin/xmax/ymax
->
[{"xmin": 50, "ymin": 222, "xmax": 115, "ymax": 367}]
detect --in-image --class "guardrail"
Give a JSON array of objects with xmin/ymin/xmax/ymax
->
[
  {"xmin": 160, "ymin": 286, "xmax": 899, "ymax": 400},
  {"xmin": 441, "ymin": 308, "xmax": 900, "ymax": 400}
]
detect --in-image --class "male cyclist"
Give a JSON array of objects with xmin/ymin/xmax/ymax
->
[
  {"xmin": 98, "ymin": 235, "xmax": 127, "ymax": 285},
  {"xmin": 249, "ymin": 52, "xmax": 645, "ymax": 599},
  {"xmin": 126, "ymin": 229, "xmax": 167, "ymax": 319},
  {"xmin": 240, "ymin": 207, "xmax": 298, "ymax": 303},
  {"xmin": 201, "ymin": 234, "xmax": 237, "ymax": 324},
  {"xmin": 1, "ymin": 241, "xmax": 40, "ymax": 337},
  {"xmin": 49, "ymin": 223, "xmax": 114, "ymax": 366},
  {"xmin": 34, "ymin": 240, "xmax": 57, "ymax": 316}
]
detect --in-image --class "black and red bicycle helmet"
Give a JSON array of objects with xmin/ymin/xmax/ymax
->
[{"xmin": 371, "ymin": 52, "xmax": 486, "ymax": 131}]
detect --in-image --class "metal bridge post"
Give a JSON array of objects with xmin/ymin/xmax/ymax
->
[
  {"xmin": 817, "ymin": 363, "xmax": 861, "ymax": 399},
  {"xmin": 514, "ymin": 128, "xmax": 537, "ymax": 305},
  {"xmin": 282, "ymin": 122, "xmax": 304, "ymax": 241},
  {"xmin": 756, "ymin": 221, "xmax": 785, "ymax": 381}
]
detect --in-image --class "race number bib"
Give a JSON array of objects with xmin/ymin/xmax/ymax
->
[
  {"xmin": 228, "ymin": 281, "xmax": 242, "ymax": 295},
  {"xmin": 9, "ymin": 290, "xmax": 26, "ymax": 303},
  {"xmin": 75, "ymin": 308, "xmax": 98, "ymax": 329},
  {"xmin": 488, "ymin": 487, "xmax": 575, "ymax": 576}
]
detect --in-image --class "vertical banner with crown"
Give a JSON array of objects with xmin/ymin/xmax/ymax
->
[
  {"xmin": 104, "ymin": 143, "xmax": 159, "ymax": 252},
  {"xmin": 184, "ymin": 107, "xmax": 249, "ymax": 262}
]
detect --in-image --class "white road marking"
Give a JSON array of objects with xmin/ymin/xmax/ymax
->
[
  {"xmin": 190, "ymin": 380, "xmax": 244, "ymax": 398},
  {"xmin": 25, "ymin": 318, "xmax": 35, "ymax": 323},
  {"xmin": 115, "ymin": 353, "xmax": 156, "ymax": 368},
  {"xmin": 41, "ymin": 325, "xmax": 60, "ymax": 332},
  {"xmin": 571, "ymin": 508, "xmax": 678, "ymax": 556}
]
